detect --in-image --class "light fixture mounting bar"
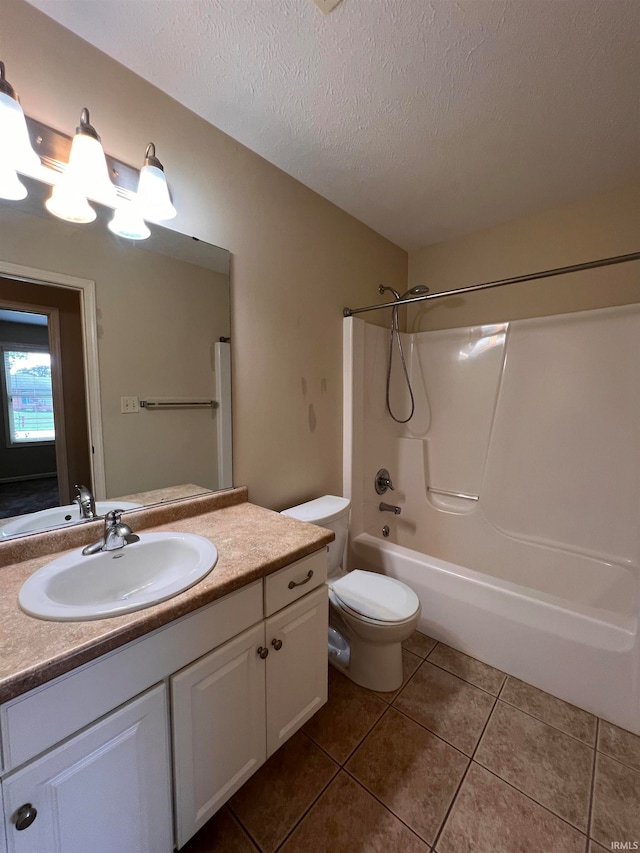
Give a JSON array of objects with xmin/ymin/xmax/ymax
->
[{"xmin": 25, "ymin": 115, "xmax": 138, "ymax": 200}]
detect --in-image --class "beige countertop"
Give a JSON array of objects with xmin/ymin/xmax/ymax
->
[{"xmin": 0, "ymin": 495, "xmax": 333, "ymax": 704}]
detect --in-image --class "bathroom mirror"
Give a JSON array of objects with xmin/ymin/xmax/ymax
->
[{"xmin": 0, "ymin": 177, "xmax": 232, "ymax": 540}]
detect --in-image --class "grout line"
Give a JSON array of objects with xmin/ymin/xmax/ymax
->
[
  {"xmin": 585, "ymin": 718, "xmax": 599, "ymax": 853},
  {"xmin": 226, "ymin": 807, "xmax": 262, "ymax": 852},
  {"xmin": 495, "ymin": 695, "xmax": 598, "ymax": 748},
  {"xmin": 416, "ymin": 656, "xmax": 505, "ymax": 700},
  {"xmin": 497, "ymin": 673, "xmax": 510, "ymax": 697},
  {"xmin": 341, "ymin": 766, "xmax": 437, "ymax": 849},
  {"xmin": 388, "ymin": 703, "xmax": 474, "ymax": 761},
  {"xmin": 301, "ymin": 702, "xmax": 391, "ymax": 768},
  {"xmin": 430, "ymin": 693, "xmax": 499, "ymax": 851},
  {"xmin": 594, "ymin": 723, "xmax": 640, "ymax": 774},
  {"xmin": 226, "ymin": 803, "xmax": 265, "ymax": 853},
  {"xmin": 475, "ymin": 762, "xmax": 590, "ymax": 843},
  {"xmin": 272, "ymin": 762, "xmax": 341, "ymax": 852},
  {"xmin": 472, "ymin": 749, "xmax": 590, "ymax": 835}
]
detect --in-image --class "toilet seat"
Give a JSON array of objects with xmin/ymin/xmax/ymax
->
[{"xmin": 329, "ymin": 570, "xmax": 420, "ymax": 624}]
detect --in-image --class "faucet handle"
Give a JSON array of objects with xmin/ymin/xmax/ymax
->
[
  {"xmin": 104, "ymin": 508, "xmax": 126, "ymax": 525},
  {"xmin": 375, "ymin": 468, "xmax": 395, "ymax": 495}
]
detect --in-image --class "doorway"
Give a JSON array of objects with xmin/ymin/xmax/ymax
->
[{"xmin": 0, "ymin": 276, "xmax": 92, "ymax": 518}]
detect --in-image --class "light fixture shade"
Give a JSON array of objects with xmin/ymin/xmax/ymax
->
[
  {"xmin": 45, "ymin": 184, "xmax": 96, "ymax": 223},
  {"xmin": 55, "ymin": 108, "xmax": 117, "ymax": 206},
  {"xmin": 137, "ymin": 143, "xmax": 176, "ymax": 221},
  {"xmin": 108, "ymin": 202, "xmax": 150, "ymax": 240},
  {"xmin": 0, "ymin": 62, "xmax": 41, "ymax": 174},
  {"xmin": 0, "ymin": 161, "xmax": 28, "ymax": 200}
]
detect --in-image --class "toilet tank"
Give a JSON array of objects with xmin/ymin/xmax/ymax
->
[{"xmin": 281, "ymin": 495, "xmax": 350, "ymax": 578}]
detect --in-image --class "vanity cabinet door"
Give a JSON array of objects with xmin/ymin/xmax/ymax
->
[
  {"xmin": 2, "ymin": 684, "xmax": 172, "ymax": 853},
  {"xmin": 171, "ymin": 621, "xmax": 267, "ymax": 849},
  {"xmin": 265, "ymin": 585, "xmax": 328, "ymax": 757}
]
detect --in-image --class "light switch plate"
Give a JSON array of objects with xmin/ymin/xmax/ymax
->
[
  {"xmin": 313, "ymin": 0, "xmax": 343, "ymax": 14},
  {"xmin": 120, "ymin": 396, "xmax": 140, "ymax": 413}
]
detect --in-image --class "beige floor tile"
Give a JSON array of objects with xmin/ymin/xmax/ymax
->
[
  {"xmin": 598, "ymin": 719, "xmax": 640, "ymax": 772},
  {"xmin": 475, "ymin": 701, "xmax": 593, "ymax": 831},
  {"xmin": 279, "ymin": 771, "xmax": 430, "ymax": 853},
  {"xmin": 588, "ymin": 841, "xmax": 609, "ymax": 853},
  {"xmin": 427, "ymin": 644, "xmax": 506, "ymax": 696},
  {"xmin": 394, "ymin": 661, "xmax": 495, "ymax": 755},
  {"xmin": 180, "ymin": 806, "xmax": 257, "ymax": 853},
  {"xmin": 501, "ymin": 677, "xmax": 597, "ymax": 745},
  {"xmin": 303, "ymin": 666, "xmax": 387, "ymax": 763},
  {"xmin": 590, "ymin": 752, "xmax": 640, "ymax": 848},
  {"xmin": 372, "ymin": 648, "xmax": 422, "ymax": 702},
  {"xmin": 347, "ymin": 707, "xmax": 468, "ymax": 845},
  {"xmin": 436, "ymin": 763, "xmax": 586, "ymax": 853},
  {"xmin": 229, "ymin": 731, "xmax": 338, "ymax": 853},
  {"xmin": 403, "ymin": 630, "xmax": 438, "ymax": 658}
]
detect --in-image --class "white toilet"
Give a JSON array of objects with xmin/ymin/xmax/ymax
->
[{"xmin": 281, "ymin": 495, "xmax": 421, "ymax": 692}]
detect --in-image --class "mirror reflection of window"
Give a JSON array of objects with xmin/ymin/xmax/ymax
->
[{"xmin": 2, "ymin": 347, "xmax": 54, "ymax": 445}]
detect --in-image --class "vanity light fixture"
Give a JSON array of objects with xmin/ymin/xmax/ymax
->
[
  {"xmin": 108, "ymin": 199, "xmax": 151, "ymax": 241},
  {"xmin": 137, "ymin": 143, "xmax": 177, "ymax": 221},
  {"xmin": 0, "ymin": 61, "xmax": 41, "ymax": 200},
  {"xmin": 45, "ymin": 108, "xmax": 117, "ymax": 222},
  {"xmin": 0, "ymin": 60, "xmax": 178, "ymax": 229}
]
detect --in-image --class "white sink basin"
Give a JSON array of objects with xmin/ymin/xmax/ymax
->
[
  {"xmin": 1, "ymin": 501, "xmax": 143, "ymax": 538},
  {"xmin": 18, "ymin": 532, "xmax": 218, "ymax": 621}
]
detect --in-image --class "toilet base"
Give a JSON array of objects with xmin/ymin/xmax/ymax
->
[{"xmin": 328, "ymin": 623, "xmax": 405, "ymax": 692}]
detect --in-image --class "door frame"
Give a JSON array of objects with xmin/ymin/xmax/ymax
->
[
  {"xmin": 0, "ymin": 261, "xmax": 106, "ymax": 499},
  {"xmin": 0, "ymin": 303, "xmax": 69, "ymax": 502}
]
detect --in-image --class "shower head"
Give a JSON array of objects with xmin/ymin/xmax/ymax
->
[{"xmin": 400, "ymin": 285, "xmax": 430, "ymax": 300}]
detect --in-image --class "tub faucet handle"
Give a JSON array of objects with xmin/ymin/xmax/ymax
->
[{"xmin": 375, "ymin": 468, "xmax": 394, "ymax": 494}]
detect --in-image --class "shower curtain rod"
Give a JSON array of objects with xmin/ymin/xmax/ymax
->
[{"xmin": 342, "ymin": 251, "xmax": 640, "ymax": 317}]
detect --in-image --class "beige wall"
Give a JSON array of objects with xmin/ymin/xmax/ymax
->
[
  {"xmin": 1, "ymin": 0, "xmax": 407, "ymax": 510},
  {"xmin": 408, "ymin": 184, "xmax": 640, "ymax": 331}
]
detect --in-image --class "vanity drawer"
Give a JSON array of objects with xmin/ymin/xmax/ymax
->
[
  {"xmin": 1, "ymin": 580, "xmax": 263, "ymax": 772},
  {"xmin": 264, "ymin": 549, "xmax": 327, "ymax": 616}
]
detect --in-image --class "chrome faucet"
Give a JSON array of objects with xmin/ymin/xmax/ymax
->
[
  {"xmin": 74, "ymin": 484, "xmax": 97, "ymax": 520},
  {"xmin": 375, "ymin": 468, "xmax": 395, "ymax": 495},
  {"xmin": 82, "ymin": 509, "xmax": 140, "ymax": 555},
  {"xmin": 379, "ymin": 502, "xmax": 401, "ymax": 515}
]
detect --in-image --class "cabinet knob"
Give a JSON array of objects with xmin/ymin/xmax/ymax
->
[
  {"xmin": 15, "ymin": 803, "xmax": 37, "ymax": 830},
  {"xmin": 257, "ymin": 646, "xmax": 269, "ymax": 659},
  {"xmin": 271, "ymin": 638, "xmax": 283, "ymax": 651}
]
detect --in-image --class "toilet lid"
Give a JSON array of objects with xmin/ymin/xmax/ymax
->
[{"xmin": 330, "ymin": 570, "xmax": 419, "ymax": 622}]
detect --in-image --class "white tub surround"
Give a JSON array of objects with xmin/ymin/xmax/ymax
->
[{"xmin": 344, "ymin": 304, "xmax": 640, "ymax": 734}]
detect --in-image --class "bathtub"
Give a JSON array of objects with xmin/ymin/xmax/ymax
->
[{"xmin": 350, "ymin": 532, "xmax": 639, "ymax": 735}]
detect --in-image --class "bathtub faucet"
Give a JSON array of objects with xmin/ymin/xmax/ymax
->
[{"xmin": 379, "ymin": 502, "xmax": 401, "ymax": 515}]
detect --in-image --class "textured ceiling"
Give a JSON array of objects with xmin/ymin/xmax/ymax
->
[{"xmin": 25, "ymin": 0, "xmax": 640, "ymax": 250}]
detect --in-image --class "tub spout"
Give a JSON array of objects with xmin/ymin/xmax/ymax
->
[{"xmin": 379, "ymin": 502, "xmax": 401, "ymax": 515}]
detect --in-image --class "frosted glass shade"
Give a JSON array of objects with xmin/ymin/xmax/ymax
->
[
  {"xmin": 0, "ymin": 161, "xmax": 28, "ymax": 200},
  {"xmin": 108, "ymin": 203, "xmax": 150, "ymax": 240},
  {"xmin": 61, "ymin": 132, "xmax": 117, "ymax": 205},
  {"xmin": 0, "ymin": 90, "xmax": 40, "ymax": 174},
  {"xmin": 45, "ymin": 184, "xmax": 96, "ymax": 223},
  {"xmin": 137, "ymin": 164, "xmax": 176, "ymax": 221}
]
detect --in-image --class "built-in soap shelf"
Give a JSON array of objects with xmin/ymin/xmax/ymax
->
[{"xmin": 426, "ymin": 485, "xmax": 479, "ymax": 514}]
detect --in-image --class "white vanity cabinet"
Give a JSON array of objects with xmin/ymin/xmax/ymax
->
[
  {"xmin": 264, "ymin": 584, "xmax": 328, "ymax": 757},
  {"xmin": 171, "ymin": 622, "xmax": 267, "ymax": 846},
  {"xmin": 2, "ymin": 685, "xmax": 172, "ymax": 853},
  {"xmin": 172, "ymin": 551, "xmax": 328, "ymax": 848},
  {"xmin": 0, "ymin": 547, "xmax": 328, "ymax": 853}
]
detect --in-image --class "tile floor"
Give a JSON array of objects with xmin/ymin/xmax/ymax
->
[{"xmin": 182, "ymin": 632, "xmax": 640, "ymax": 853}]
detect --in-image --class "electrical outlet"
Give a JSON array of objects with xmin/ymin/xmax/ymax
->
[
  {"xmin": 120, "ymin": 396, "xmax": 140, "ymax": 414},
  {"xmin": 313, "ymin": 0, "xmax": 343, "ymax": 14}
]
